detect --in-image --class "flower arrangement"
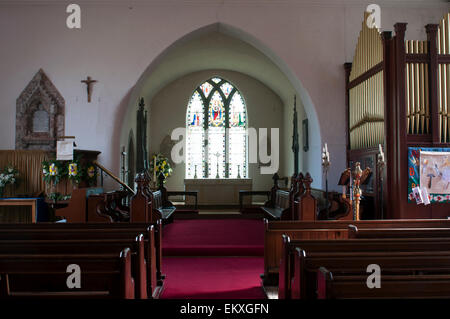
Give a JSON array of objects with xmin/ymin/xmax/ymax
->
[
  {"xmin": 85, "ymin": 162, "xmax": 98, "ymax": 186},
  {"xmin": 67, "ymin": 158, "xmax": 83, "ymax": 185},
  {"xmin": 42, "ymin": 160, "xmax": 65, "ymax": 185},
  {"xmin": 0, "ymin": 165, "xmax": 19, "ymax": 197},
  {"xmin": 150, "ymin": 153, "xmax": 173, "ymax": 183}
]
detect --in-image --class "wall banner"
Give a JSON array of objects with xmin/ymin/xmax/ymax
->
[{"xmin": 408, "ymin": 147, "xmax": 450, "ymax": 203}]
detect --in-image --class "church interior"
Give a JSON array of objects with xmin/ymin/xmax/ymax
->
[{"xmin": 1, "ymin": 0, "xmax": 450, "ymax": 303}]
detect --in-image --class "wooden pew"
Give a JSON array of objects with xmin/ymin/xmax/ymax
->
[
  {"xmin": 292, "ymin": 248, "xmax": 450, "ymax": 299},
  {"xmin": 0, "ymin": 248, "xmax": 135, "ymax": 299},
  {"xmin": 262, "ymin": 190, "xmax": 291, "ymax": 220},
  {"xmin": 349, "ymin": 225, "xmax": 450, "ymax": 238},
  {"xmin": 54, "ymin": 188, "xmax": 106, "ymax": 223},
  {"xmin": 263, "ymin": 218, "xmax": 450, "ymax": 286},
  {"xmin": 130, "ymin": 173, "xmax": 176, "ymax": 224},
  {"xmin": 95, "ymin": 191, "xmax": 130, "ymax": 222},
  {"xmin": 293, "ymin": 173, "xmax": 317, "ymax": 221},
  {"xmin": 0, "ymin": 235, "xmax": 148, "ymax": 299},
  {"xmin": 152, "ymin": 190, "xmax": 176, "ymax": 224},
  {"xmin": 54, "ymin": 188, "xmax": 87, "ymax": 222},
  {"xmin": 317, "ymin": 267, "xmax": 450, "ymax": 299},
  {"xmin": 279, "ymin": 235, "xmax": 450, "ymax": 299},
  {"xmin": 0, "ymin": 222, "xmax": 163, "ymax": 297}
]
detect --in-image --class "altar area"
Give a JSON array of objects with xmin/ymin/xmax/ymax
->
[{"xmin": 184, "ymin": 178, "xmax": 252, "ymax": 206}]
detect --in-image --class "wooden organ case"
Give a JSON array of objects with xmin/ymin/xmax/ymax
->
[{"xmin": 345, "ymin": 12, "xmax": 450, "ymax": 219}]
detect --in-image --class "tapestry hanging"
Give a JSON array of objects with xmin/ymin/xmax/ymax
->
[{"xmin": 408, "ymin": 147, "xmax": 450, "ymax": 203}]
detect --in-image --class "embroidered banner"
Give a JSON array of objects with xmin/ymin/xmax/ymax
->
[{"xmin": 408, "ymin": 147, "xmax": 450, "ymax": 203}]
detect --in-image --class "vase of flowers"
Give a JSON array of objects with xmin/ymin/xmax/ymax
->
[
  {"xmin": 42, "ymin": 160, "xmax": 65, "ymax": 195},
  {"xmin": 85, "ymin": 162, "xmax": 98, "ymax": 187},
  {"xmin": 0, "ymin": 165, "xmax": 19, "ymax": 198},
  {"xmin": 67, "ymin": 159, "xmax": 83, "ymax": 189},
  {"xmin": 149, "ymin": 153, "xmax": 173, "ymax": 187}
]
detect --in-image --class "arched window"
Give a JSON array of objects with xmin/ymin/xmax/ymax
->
[{"xmin": 186, "ymin": 77, "xmax": 247, "ymax": 179}]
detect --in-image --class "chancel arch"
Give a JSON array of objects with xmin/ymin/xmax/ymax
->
[{"xmin": 120, "ymin": 22, "xmax": 323, "ymax": 189}]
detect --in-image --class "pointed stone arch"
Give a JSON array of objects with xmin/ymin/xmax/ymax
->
[{"xmin": 16, "ymin": 69, "xmax": 65, "ymax": 150}]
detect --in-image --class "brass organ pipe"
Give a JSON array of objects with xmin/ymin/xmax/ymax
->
[
  {"xmin": 415, "ymin": 41, "xmax": 420, "ymax": 134},
  {"xmin": 444, "ymin": 13, "xmax": 450, "ymax": 142},
  {"xmin": 406, "ymin": 41, "xmax": 411, "ymax": 134},
  {"xmin": 365, "ymin": 80, "xmax": 368, "ymax": 148},
  {"xmin": 409, "ymin": 41, "xmax": 415, "ymax": 134},
  {"xmin": 424, "ymin": 42, "xmax": 429, "ymax": 134},
  {"xmin": 419, "ymin": 41, "xmax": 425, "ymax": 134},
  {"xmin": 439, "ymin": 26, "xmax": 443, "ymax": 142}
]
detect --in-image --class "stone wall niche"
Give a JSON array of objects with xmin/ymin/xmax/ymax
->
[{"xmin": 16, "ymin": 69, "xmax": 65, "ymax": 151}]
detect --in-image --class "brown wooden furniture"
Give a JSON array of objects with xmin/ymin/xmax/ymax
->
[
  {"xmin": 130, "ymin": 173, "xmax": 176, "ymax": 224},
  {"xmin": 0, "ymin": 222, "xmax": 163, "ymax": 298},
  {"xmin": 158, "ymin": 173, "xmax": 198, "ymax": 213},
  {"xmin": 0, "ymin": 235, "xmax": 147, "ymax": 299},
  {"xmin": 280, "ymin": 234, "xmax": 450, "ymax": 299},
  {"xmin": 152, "ymin": 190, "xmax": 176, "ymax": 224},
  {"xmin": 54, "ymin": 188, "xmax": 87, "ymax": 222},
  {"xmin": 345, "ymin": 13, "xmax": 450, "ymax": 219},
  {"xmin": 262, "ymin": 190, "xmax": 291, "ymax": 220},
  {"xmin": 239, "ymin": 190, "xmax": 270, "ymax": 213},
  {"xmin": 349, "ymin": 225, "xmax": 450, "ymax": 238},
  {"xmin": 263, "ymin": 218, "xmax": 450, "ymax": 286},
  {"xmin": 0, "ymin": 198, "xmax": 39, "ymax": 223},
  {"xmin": 317, "ymin": 268, "xmax": 450, "ymax": 299},
  {"xmin": 0, "ymin": 248, "xmax": 134, "ymax": 299},
  {"xmin": 167, "ymin": 191, "xmax": 198, "ymax": 211},
  {"xmin": 95, "ymin": 190, "xmax": 130, "ymax": 223}
]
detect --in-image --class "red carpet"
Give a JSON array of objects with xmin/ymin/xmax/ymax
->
[
  {"xmin": 162, "ymin": 219, "xmax": 265, "ymax": 256},
  {"xmin": 160, "ymin": 257, "xmax": 266, "ymax": 299},
  {"xmin": 160, "ymin": 218, "xmax": 266, "ymax": 299}
]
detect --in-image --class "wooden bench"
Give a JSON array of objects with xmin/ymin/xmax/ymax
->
[
  {"xmin": 292, "ymin": 248, "xmax": 450, "ymax": 299},
  {"xmin": 152, "ymin": 190, "xmax": 176, "ymax": 224},
  {"xmin": 349, "ymin": 225, "xmax": 450, "ymax": 238},
  {"xmin": 279, "ymin": 234, "xmax": 450, "ymax": 299},
  {"xmin": 0, "ymin": 235, "xmax": 148, "ymax": 299},
  {"xmin": 0, "ymin": 222, "xmax": 163, "ymax": 297},
  {"xmin": 95, "ymin": 191, "xmax": 130, "ymax": 222},
  {"xmin": 130, "ymin": 173, "xmax": 176, "ymax": 224},
  {"xmin": 262, "ymin": 189, "xmax": 291, "ymax": 220},
  {"xmin": 0, "ymin": 248, "xmax": 135, "ymax": 299},
  {"xmin": 317, "ymin": 267, "xmax": 450, "ymax": 299},
  {"xmin": 263, "ymin": 218, "xmax": 450, "ymax": 286}
]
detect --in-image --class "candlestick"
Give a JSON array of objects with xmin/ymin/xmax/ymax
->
[
  {"xmin": 352, "ymin": 162, "xmax": 363, "ymax": 221},
  {"xmin": 322, "ymin": 143, "xmax": 331, "ymax": 216},
  {"xmin": 153, "ymin": 157, "xmax": 156, "ymax": 183}
]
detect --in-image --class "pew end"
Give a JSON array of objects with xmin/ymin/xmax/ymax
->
[{"xmin": 317, "ymin": 267, "xmax": 333, "ymax": 299}]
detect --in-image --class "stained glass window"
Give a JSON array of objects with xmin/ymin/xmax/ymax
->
[
  {"xmin": 186, "ymin": 77, "xmax": 247, "ymax": 179},
  {"xmin": 200, "ymin": 82, "xmax": 213, "ymax": 98}
]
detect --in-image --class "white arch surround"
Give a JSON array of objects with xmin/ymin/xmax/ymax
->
[{"xmin": 120, "ymin": 22, "xmax": 323, "ymax": 188}]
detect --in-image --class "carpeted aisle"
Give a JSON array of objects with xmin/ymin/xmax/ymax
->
[
  {"xmin": 162, "ymin": 219, "xmax": 265, "ymax": 256},
  {"xmin": 160, "ymin": 219, "xmax": 266, "ymax": 299}
]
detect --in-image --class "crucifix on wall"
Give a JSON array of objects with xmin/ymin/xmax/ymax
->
[{"xmin": 81, "ymin": 76, "xmax": 97, "ymax": 102}]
